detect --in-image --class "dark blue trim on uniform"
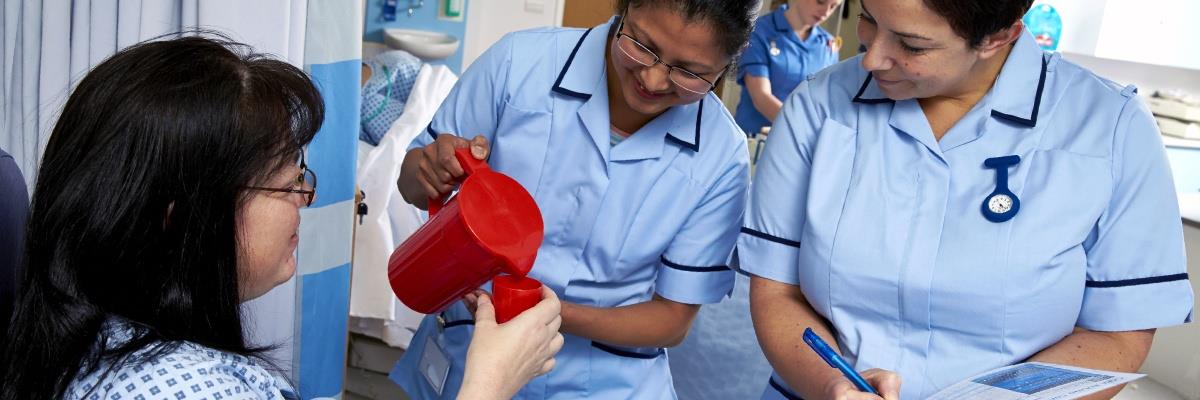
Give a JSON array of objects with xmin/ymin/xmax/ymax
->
[
  {"xmin": 1086, "ymin": 273, "xmax": 1189, "ymax": 288},
  {"xmin": 591, "ymin": 342, "xmax": 664, "ymax": 359},
  {"xmin": 443, "ymin": 319, "xmax": 475, "ymax": 328},
  {"xmin": 665, "ymin": 99, "xmax": 703, "ymax": 152},
  {"xmin": 551, "ymin": 27, "xmax": 595, "ymax": 100},
  {"xmin": 741, "ymin": 227, "xmax": 802, "ymax": 248},
  {"xmin": 991, "ymin": 56, "xmax": 1049, "ymax": 127},
  {"xmin": 665, "ymin": 135, "xmax": 700, "ymax": 152},
  {"xmin": 426, "ymin": 123, "xmax": 438, "ymax": 140},
  {"xmin": 660, "ymin": 256, "xmax": 729, "ymax": 272},
  {"xmin": 851, "ymin": 74, "xmax": 894, "ymax": 104},
  {"xmin": 695, "ymin": 99, "xmax": 703, "ymax": 150},
  {"xmin": 439, "ymin": 312, "xmax": 475, "ymax": 329},
  {"xmin": 769, "ymin": 377, "xmax": 804, "ymax": 400}
]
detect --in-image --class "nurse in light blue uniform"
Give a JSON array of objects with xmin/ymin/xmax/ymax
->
[
  {"xmin": 739, "ymin": 1, "xmax": 1194, "ymax": 399},
  {"xmin": 390, "ymin": 1, "xmax": 759, "ymax": 398},
  {"xmin": 735, "ymin": 0, "xmax": 840, "ymax": 136}
]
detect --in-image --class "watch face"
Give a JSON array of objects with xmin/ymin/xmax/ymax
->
[{"xmin": 988, "ymin": 194, "xmax": 1013, "ymax": 214}]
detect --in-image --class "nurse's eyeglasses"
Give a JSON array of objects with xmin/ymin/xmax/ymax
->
[
  {"xmin": 613, "ymin": 14, "xmax": 727, "ymax": 95},
  {"xmin": 245, "ymin": 152, "xmax": 318, "ymax": 207}
]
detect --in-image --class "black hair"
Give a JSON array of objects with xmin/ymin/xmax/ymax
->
[
  {"xmin": 0, "ymin": 33, "xmax": 323, "ymax": 399},
  {"xmin": 922, "ymin": 0, "xmax": 1034, "ymax": 47},
  {"xmin": 615, "ymin": 0, "xmax": 761, "ymax": 59}
]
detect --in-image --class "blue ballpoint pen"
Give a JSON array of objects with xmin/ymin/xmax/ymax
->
[{"xmin": 803, "ymin": 327, "xmax": 879, "ymax": 395}]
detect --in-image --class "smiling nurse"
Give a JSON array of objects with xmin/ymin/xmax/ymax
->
[
  {"xmin": 739, "ymin": 0, "xmax": 1194, "ymax": 399},
  {"xmin": 391, "ymin": 1, "xmax": 757, "ymax": 398}
]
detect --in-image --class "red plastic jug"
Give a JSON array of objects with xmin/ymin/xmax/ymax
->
[{"xmin": 388, "ymin": 147, "xmax": 543, "ymax": 314}]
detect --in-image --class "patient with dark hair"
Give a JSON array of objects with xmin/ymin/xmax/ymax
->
[{"xmin": 0, "ymin": 34, "xmax": 560, "ymax": 400}]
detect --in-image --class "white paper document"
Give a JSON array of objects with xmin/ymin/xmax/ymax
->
[{"xmin": 927, "ymin": 362, "xmax": 1144, "ymax": 400}]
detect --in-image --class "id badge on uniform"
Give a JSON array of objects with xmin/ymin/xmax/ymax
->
[{"xmin": 418, "ymin": 336, "xmax": 451, "ymax": 395}]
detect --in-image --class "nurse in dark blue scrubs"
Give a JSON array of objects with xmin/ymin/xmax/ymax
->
[{"xmin": 734, "ymin": 0, "xmax": 841, "ymax": 135}]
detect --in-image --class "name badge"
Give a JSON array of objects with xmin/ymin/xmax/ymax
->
[{"xmin": 418, "ymin": 335, "xmax": 451, "ymax": 395}]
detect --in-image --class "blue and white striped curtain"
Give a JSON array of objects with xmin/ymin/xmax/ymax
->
[
  {"xmin": 293, "ymin": 0, "xmax": 361, "ymax": 397},
  {"xmin": 1, "ymin": 1, "xmax": 361, "ymax": 397}
]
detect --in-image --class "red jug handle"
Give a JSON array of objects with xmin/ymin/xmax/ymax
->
[{"xmin": 428, "ymin": 147, "xmax": 489, "ymax": 216}]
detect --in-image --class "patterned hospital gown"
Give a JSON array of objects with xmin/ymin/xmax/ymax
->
[
  {"xmin": 66, "ymin": 319, "xmax": 296, "ymax": 400},
  {"xmin": 360, "ymin": 49, "xmax": 422, "ymax": 145}
]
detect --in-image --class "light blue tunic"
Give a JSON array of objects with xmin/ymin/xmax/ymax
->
[
  {"xmin": 390, "ymin": 17, "xmax": 749, "ymax": 400},
  {"xmin": 738, "ymin": 31, "xmax": 1194, "ymax": 399}
]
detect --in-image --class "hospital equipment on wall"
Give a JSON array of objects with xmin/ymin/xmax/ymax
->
[{"xmin": 380, "ymin": 0, "xmax": 424, "ymax": 21}]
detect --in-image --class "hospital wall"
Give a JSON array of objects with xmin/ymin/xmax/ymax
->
[
  {"xmin": 362, "ymin": 0, "xmax": 469, "ymax": 73},
  {"xmin": 360, "ymin": 0, "xmax": 571, "ymax": 75},
  {"xmin": 1063, "ymin": 54, "xmax": 1200, "ymax": 109},
  {"xmin": 462, "ymin": 0, "xmax": 565, "ymax": 70}
]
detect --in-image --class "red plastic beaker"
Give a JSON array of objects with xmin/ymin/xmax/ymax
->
[{"xmin": 492, "ymin": 275, "xmax": 543, "ymax": 323}]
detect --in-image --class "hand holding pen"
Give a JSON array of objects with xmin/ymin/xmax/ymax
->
[{"xmin": 804, "ymin": 328, "xmax": 902, "ymax": 400}]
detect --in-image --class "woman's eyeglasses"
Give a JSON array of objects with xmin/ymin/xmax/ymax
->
[
  {"xmin": 613, "ymin": 14, "xmax": 727, "ymax": 95},
  {"xmin": 245, "ymin": 153, "xmax": 318, "ymax": 207}
]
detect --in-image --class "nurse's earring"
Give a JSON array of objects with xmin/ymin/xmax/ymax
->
[{"xmin": 981, "ymin": 155, "xmax": 1021, "ymax": 223}]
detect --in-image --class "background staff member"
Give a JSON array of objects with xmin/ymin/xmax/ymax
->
[{"xmin": 735, "ymin": 0, "xmax": 842, "ymax": 135}]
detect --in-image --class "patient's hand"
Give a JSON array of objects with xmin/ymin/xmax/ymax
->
[{"xmin": 458, "ymin": 287, "xmax": 564, "ymax": 400}]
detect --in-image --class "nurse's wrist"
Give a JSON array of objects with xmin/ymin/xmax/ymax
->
[
  {"xmin": 556, "ymin": 301, "xmax": 585, "ymax": 336},
  {"xmin": 397, "ymin": 148, "xmax": 427, "ymax": 207}
]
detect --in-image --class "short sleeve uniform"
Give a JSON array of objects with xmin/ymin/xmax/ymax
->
[{"xmin": 738, "ymin": 31, "xmax": 1194, "ymax": 399}]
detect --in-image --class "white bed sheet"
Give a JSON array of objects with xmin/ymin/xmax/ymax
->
[{"xmin": 349, "ymin": 64, "xmax": 458, "ymax": 349}]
